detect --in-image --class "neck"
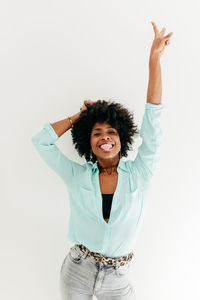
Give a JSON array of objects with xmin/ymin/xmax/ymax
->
[{"xmin": 97, "ymin": 157, "xmax": 120, "ymax": 175}]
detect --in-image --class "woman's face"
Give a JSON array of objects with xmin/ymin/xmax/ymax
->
[{"xmin": 90, "ymin": 122, "xmax": 121, "ymax": 160}]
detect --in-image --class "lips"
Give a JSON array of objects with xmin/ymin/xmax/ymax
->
[{"xmin": 98, "ymin": 142, "xmax": 114, "ymax": 151}]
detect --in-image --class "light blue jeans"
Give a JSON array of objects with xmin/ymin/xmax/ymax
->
[{"xmin": 59, "ymin": 244, "xmax": 136, "ymax": 299}]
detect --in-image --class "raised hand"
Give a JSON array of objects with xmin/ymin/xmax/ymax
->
[
  {"xmin": 150, "ymin": 21, "xmax": 173, "ymax": 58},
  {"xmin": 80, "ymin": 100, "xmax": 97, "ymax": 112}
]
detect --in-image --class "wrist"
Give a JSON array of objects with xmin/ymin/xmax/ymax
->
[
  {"xmin": 71, "ymin": 112, "xmax": 81, "ymax": 125},
  {"xmin": 149, "ymin": 53, "xmax": 160, "ymax": 65}
]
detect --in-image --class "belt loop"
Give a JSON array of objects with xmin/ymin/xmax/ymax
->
[
  {"xmin": 75, "ymin": 244, "xmax": 89, "ymax": 259},
  {"xmin": 114, "ymin": 258, "xmax": 119, "ymax": 269},
  {"xmin": 82, "ymin": 248, "xmax": 89, "ymax": 259},
  {"xmin": 74, "ymin": 244, "xmax": 79, "ymax": 252},
  {"xmin": 74, "ymin": 244, "xmax": 82, "ymax": 257}
]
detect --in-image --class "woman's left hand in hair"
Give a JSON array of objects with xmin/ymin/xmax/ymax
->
[{"xmin": 150, "ymin": 21, "xmax": 173, "ymax": 59}]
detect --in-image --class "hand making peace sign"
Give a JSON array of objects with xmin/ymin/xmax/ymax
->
[{"xmin": 150, "ymin": 21, "xmax": 173, "ymax": 58}]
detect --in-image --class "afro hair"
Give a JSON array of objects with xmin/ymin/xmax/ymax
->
[{"xmin": 71, "ymin": 99, "xmax": 140, "ymax": 163}]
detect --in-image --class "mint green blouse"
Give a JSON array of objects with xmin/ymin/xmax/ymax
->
[{"xmin": 31, "ymin": 102, "xmax": 164, "ymax": 258}]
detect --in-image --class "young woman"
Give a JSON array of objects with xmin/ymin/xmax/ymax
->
[{"xmin": 31, "ymin": 22, "xmax": 173, "ymax": 300}]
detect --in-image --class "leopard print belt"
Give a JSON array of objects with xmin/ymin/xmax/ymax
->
[{"xmin": 76, "ymin": 244, "xmax": 134, "ymax": 268}]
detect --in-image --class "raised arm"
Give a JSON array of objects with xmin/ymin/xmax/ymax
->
[
  {"xmin": 31, "ymin": 111, "xmax": 82, "ymax": 186},
  {"xmin": 50, "ymin": 112, "xmax": 81, "ymax": 138},
  {"xmin": 147, "ymin": 21, "xmax": 173, "ymax": 105},
  {"xmin": 127, "ymin": 21, "xmax": 173, "ymax": 188}
]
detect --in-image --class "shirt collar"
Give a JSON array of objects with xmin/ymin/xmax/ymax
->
[{"xmin": 88, "ymin": 157, "xmax": 127, "ymax": 173}]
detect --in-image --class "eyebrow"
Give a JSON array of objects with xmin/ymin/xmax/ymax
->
[{"xmin": 92, "ymin": 127, "xmax": 115, "ymax": 131}]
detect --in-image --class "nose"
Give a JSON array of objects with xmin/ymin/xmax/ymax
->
[
  {"xmin": 100, "ymin": 133, "xmax": 111, "ymax": 140},
  {"xmin": 101, "ymin": 136, "xmax": 111, "ymax": 142}
]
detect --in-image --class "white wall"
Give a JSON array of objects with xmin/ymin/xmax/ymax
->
[{"xmin": 1, "ymin": 0, "xmax": 200, "ymax": 299}]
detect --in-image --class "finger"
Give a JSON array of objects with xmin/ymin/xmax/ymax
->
[
  {"xmin": 160, "ymin": 27, "xmax": 166, "ymax": 36},
  {"xmin": 85, "ymin": 101, "xmax": 95, "ymax": 105},
  {"xmin": 164, "ymin": 32, "xmax": 173, "ymax": 40},
  {"xmin": 151, "ymin": 21, "xmax": 159, "ymax": 35}
]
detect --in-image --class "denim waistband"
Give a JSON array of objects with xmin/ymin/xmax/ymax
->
[{"xmin": 75, "ymin": 244, "xmax": 134, "ymax": 269}]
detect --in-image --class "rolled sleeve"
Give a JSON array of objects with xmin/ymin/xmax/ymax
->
[
  {"xmin": 31, "ymin": 122, "xmax": 82, "ymax": 186},
  {"xmin": 128, "ymin": 102, "xmax": 164, "ymax": 188}
]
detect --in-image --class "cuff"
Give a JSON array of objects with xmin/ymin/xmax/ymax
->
[
  {"xmin": 43, "ymin": 122, "xmax": 59, "ymax": 141},
  {"xmin": 145, "ymin": 102, "xmax": 164, "ymax": 110}
]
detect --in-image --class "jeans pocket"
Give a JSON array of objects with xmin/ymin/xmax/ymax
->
[
  {"xmin": 116, "ymin": 263, "xmax": 130, "ymax": 277},
  {"xmin": 68, "ymin": 246, "xmax": 83, "ymax": 264}
]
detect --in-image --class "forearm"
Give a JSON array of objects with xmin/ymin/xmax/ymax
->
[
  {"xmin": 146, "ymin": 54, "xmax": 162, "ymax": 105},
  {"xmin": 50, "ymin": 111, "xmax": 81, "ymax": 138}
]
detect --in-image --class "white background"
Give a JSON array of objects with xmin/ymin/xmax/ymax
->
[{"xmin": 1, "ymin": 0, "xmax": 200, "ymax": 299}]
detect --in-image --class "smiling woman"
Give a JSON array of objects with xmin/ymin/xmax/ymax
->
[
  {"xmin": 71, "ymin": 99, "xmax": 140, "ymax": 166},
  {"xmin": 31, "ymin": 98, "xmax": 164, "ymax": 300},
  {"xmin": 30, "ymin": 19, "xmax": 170, "ymax": 300}
]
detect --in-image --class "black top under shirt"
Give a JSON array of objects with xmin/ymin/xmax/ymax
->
[{"xmin": 102, "ymin": 194, "xmax": 114, "ymax": 219}]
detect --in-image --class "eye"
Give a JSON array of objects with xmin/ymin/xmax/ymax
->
[{"xmin": 94, "ymin": 131, "xmax": 116, "ymax": 136}]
